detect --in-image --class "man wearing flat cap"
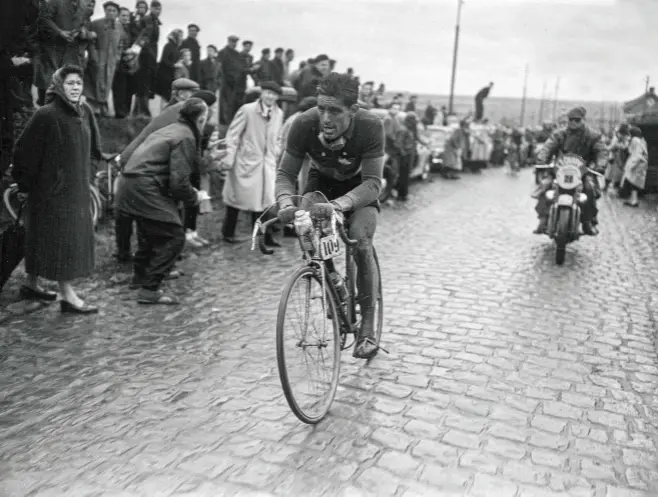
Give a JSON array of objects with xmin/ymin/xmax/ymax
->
[
  {"xmin": 220, "ymin": 81, "xmax": 284, "ymax": 246},
  {"xmin": 180, "ymin": 23, "xmax": 201, "ymax": 83},
  {"xmin": 83, "ymin": 0, "xmax": 125, "ymax": 116},
  {"xmin": 218, "ymin": 35, "xmax": 248, "ymax": 124},
  {"xmin": 534, "ymin": 106, "xmax": 607, "ymax": 236},
  {"xmin": 252, "ymin": 48, "xmax": 272, "ymax": 86},
  {"xmin": 295, "ymin": 54, "xmax": 330, "ymax": 102}
]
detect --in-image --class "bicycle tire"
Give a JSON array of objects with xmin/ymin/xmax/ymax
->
[
  {"xmin": 3, "ymin": 185, "xmax": 19, "ymax": 220},
  {"xmin": 276, "ymin": 265, "xmax": 342, "ymax": 424}
]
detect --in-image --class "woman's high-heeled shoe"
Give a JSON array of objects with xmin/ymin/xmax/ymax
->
[{"xmin": 60, "ymin": 300, "xmax": 98, "ymax": 314}]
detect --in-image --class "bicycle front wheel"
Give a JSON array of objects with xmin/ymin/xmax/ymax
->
[{"xmin": 276, "ymin": 266, "xmax": 341, "ymax": 424}]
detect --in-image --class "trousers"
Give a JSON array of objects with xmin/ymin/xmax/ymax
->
[{"xmin": 133, "ymin": 216, "xmax": 185, "ymax": 291}]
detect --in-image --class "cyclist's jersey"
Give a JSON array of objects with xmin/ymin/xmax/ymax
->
[{"xmin": 286, "ymin": 108, "xmax": 385, "ymax": 182}]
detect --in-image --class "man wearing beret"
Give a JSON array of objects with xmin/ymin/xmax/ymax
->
[
  {"xmin": 220, "ymin": 81, "xmax": 284, "ymax": 246},
  {"xmin": 252, "ymin": 48, "xmax": 272, "ymax": 86},
  {"xmin": 84, "ymin": 1, "xmax": 125, "ymax": 116},
  {"xmin": 133, "ymin": 0, "xmax": 162, "ymax": 117},
  {"xmin": 180, "ymin": 23, "xmax": 201, "ymax": 83},
  {"xmin": 534, "ymin": 106, "xmax": 607, "ymax": 236}
]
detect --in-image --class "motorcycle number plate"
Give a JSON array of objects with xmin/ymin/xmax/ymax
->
[
  {"xmin": 557, "ymin": 194, "xmax": 574, "ymax": 206},
  {"xmin": 320, "ymin": 234, "xmax": 342, "ymax": 260},
  {"xmin": 555, "ymin": 165, "xmax": 581, "ymax": 189}
]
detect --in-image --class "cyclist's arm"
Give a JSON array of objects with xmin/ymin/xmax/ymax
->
[{"xmin": 333, "ymin": 119, "xmax": 385, "ymax": 212}]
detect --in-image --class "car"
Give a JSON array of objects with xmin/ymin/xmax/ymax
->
[
  {"xmin": 368, "ymin": 108, "xmax": 433, "ymax": 202},
  {"xmin": 424, "ymin": 125, "xmax": 451, "ymax": 172}
]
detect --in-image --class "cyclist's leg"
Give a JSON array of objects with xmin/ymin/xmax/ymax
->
[{"xmin": 347, "ymin": 205, "xmax": 379, "ymax": 359}]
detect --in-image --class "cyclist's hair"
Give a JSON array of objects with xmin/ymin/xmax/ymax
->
[
  {"xmin": 179, "ymin": 97, "xmax": 208, "ymax": 122},
  {"xmin": 317, "ymin": 72, "xmax": 359, "ymax": 108}
]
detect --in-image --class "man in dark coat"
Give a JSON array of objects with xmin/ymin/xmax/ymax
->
[
  {"xmin": 405, "ymin": 94, "xmax": 417, "ymax": 113},
  {"xmin": 133, "ymin": 0, "xmax": 161, "ymax": 117},
  {"xmin": 199, "ymin": 44, "xmax": 220, "ymax": 94},
  {"xmin": 295, "ymin": 54, "xmax": 330, "ymax": 102},
  {"xmin": 179, "ymin": 23, "xmax": 200, "ymax": 83},
  {"xmin": 115, "ymin": 86, "xmax": 213, "ymax": 262},
  {"xmin": 0, "ymin": 0, "xmax": 41, "ymax": 179},
  {"xmin": 474, "ymin": 82, "xmax": 493, "ymax": 121},
  {"xmin": 270, "ymin": 47, "xmax": 285, "ymax": 86},
  {"xmin": 217, "ymin": 34, "xmax": 246, "ymax": 125},
  {"xmin": 116, "ymin": 98, "xmax": 208, "ymax": 305},
  {"xmin": 252, "ymin": 48, "xmax": 271, "ymax": 86}
]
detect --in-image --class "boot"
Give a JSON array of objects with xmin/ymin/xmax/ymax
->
[
  {"xmin": 353, "ymin": 309, "xmax": 378, "ymax": 360},
  {"xmin": 533, "ymin": 217, "xmax": 548, "ymax": 235},
  {"xmin": 582, "ymin": 221, "xmax": 598, "ymax": 236}
]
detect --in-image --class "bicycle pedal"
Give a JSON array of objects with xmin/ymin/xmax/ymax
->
[{"xmin": 377, "ymin": 345, "xmax": 390, "ymax": 354}]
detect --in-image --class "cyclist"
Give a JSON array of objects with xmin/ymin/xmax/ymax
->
[{"xmin": 275, "ymin": 72, "xmax": 385, "ymax": 360}]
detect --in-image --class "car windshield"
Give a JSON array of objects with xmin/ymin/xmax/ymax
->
[{"xmin": 427, "ymin": 129, "xmax": 448, "ymax": 147}]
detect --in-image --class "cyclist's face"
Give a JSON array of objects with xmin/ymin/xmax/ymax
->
[{"xmin": 317, "ymin": 95, "xmax": 354, "ymax": 140}]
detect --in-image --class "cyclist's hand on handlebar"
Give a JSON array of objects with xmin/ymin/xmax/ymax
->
[
  {"xmin": 309, "ymin": 203, "xmax": 335, "ymax": 221},
  {"xmin": 277, "ymin": 205, "xmax": 300, "ymax": 225}
]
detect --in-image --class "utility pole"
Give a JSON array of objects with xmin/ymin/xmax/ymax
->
[
  {"xmin": 519, "ymin": 63, "xmax": 529, "ymax": 126},
  {"xmin": 538, "ymin": 79, "xmax": 547, "ymax": 123},
  {"xmin": 448, "ymin": 0, "xmax": 464, "ymax": 114},
  {"xmin": 552, "ymin": 77, "xmax": 561, "ymax": 121}
]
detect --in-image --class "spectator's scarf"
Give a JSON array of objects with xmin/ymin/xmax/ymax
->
[{"xmin": 45, "ymin": 67, "xmax": 84, "ymax": 116}]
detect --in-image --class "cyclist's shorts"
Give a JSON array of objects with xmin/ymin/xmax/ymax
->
[{"xmin": 303, "ymin": 169, "xmax": 380, "ymax": 213}]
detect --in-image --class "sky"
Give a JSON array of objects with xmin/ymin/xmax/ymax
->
[{"xmin": 147, "ymin": 0, "xmax": 656, "ymax": 102}]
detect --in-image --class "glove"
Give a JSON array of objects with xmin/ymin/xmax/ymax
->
[
  {"xmin": 309, "ymin": 203, "xmax": 335, "ymax": 221},
  {"xmin": 277, "ymin": 205, "xmax": 300, "ymax": 225}
]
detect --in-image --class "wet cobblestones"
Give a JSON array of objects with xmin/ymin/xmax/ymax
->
[{"xmin": 1, "ymin": 169, "xmax": 658, "ymax": 496}]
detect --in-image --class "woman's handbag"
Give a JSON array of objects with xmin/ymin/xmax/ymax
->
[{"xmin": 0, "ymin": 208, "xmax": 25, "ymax": 292}]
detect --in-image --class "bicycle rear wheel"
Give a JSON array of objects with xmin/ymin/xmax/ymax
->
[{"xmin": 276, "ymin": 265, "xmax": 341, "ymax": 424}]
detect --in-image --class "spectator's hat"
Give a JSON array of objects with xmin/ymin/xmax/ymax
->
[
  {"xmin": 228, "ymin": 35, "xmax": 239, "ymax": 41},
  {"xmin": 243, "ymin": 40, "xmax": 253, "ymax": 46},
  {"xmin": 188, "ymin": 24, "xmax": 200, "ymax": 31},
  {"xmin": 103, "ymin": 1, "xmax": 120, "ymax": 10},
  {"xmin": 618, "ymin": 123, "xmax": 630, "ymax": 135},
  {"xmin": 567, "ymin": 106, "xmax": 586, "ymax": 119},
  {"xmin": 260, "ymin": 81, "xmax": 283, "ymax": 95},
  {"xmin": 191, "ymin": 90, "xmax": 217, "ymax": 107},
  {"xmin": 274, "ymin": 47, "xmax": 284, "ymax": 54},
  {"xmin": 314, "ymin": 54, "xmax": 329, "ymax": 63},
  {"xmin": 262, "ymin": 48, "xmax": 271, "ymax": 55},
  {"xmin": 172, "ymin": 78, "xmax": 200, "ymax": 91}
]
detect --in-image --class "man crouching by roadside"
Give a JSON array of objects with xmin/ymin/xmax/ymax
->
[{"xmin": 116, "ymin": 98, "xmax": 209, "ymax": 305}]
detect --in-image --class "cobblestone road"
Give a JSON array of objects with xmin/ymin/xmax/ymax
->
[{"xmin": 1, "ymin": 169, "xmax": 658, "ymax": 497}]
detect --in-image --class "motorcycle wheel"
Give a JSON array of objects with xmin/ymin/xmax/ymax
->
[{"xmin": 554, "ymin": 208, "xmax": 570, "ymax": 266}]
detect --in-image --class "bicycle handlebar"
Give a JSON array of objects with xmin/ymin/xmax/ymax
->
[{"xmin": 252, "ymin": 210, "xmax": 358, "ymax": 256}]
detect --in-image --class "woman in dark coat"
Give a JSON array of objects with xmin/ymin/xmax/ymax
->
[
  {"xmin": 154, "ymin": 28, "xmax": 183, "ymax": 101},
  {"xmin": 12, "ymin": 65, "xmax": 102, "ymax": 314}
]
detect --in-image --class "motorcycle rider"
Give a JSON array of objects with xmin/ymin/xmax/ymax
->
[{"xmin": 533, "ymin": 106, "xmax": 607, "ymax": 236}]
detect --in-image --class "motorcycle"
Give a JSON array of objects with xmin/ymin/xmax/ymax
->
[{"xmin": 534, "ymin": 154, "xmax": 589, "ymax": 265}]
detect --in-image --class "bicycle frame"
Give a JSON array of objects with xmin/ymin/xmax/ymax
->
[{"xmin": 252, "ymin": 194, "xmax": 360, "ymax": 342}]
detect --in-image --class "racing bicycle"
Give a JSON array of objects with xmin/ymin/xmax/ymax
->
[{"xmin": 252, "ymin": 194, "xmax": 384, "ymax": 424}]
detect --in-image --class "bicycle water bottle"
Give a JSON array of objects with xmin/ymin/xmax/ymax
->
[
  {"xmin": 329, "ymin": 271, "xmax": 348, "ymax": 303},
  {"xmin": 294, "ymin": 211, "xmax": 315, "ymax": 254}
]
